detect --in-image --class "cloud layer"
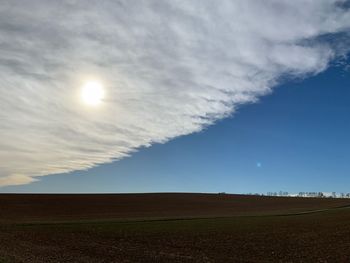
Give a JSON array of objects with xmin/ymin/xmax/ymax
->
[{"xmin": 0, "ymin": 0, "xmax": 349, "ymax": 186}]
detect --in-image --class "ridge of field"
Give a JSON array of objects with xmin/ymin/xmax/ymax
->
[
  {"xmin": 1, "ymin": 193, "xmax": 350, "ymax": 223},
  {"xmin": 1, "ymin": 207, "xmax": 350, "ymax": 262}
]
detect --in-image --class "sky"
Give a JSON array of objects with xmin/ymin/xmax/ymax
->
[
  {"xmin": 0, "ymin": 1, "xmax": 350, "ymax": 193},
  {"xmin": 2, "ymin": 61, "xmax": 350, "ymax": 194}
]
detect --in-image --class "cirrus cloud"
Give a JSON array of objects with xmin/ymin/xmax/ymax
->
[{"xmin": 0, "ymin": 0, "xmax": 350, "ymax": 186}]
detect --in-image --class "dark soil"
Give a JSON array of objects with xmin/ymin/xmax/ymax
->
[
  {"xmin": 1, "ymin": 194, "xmax": 350, "ymax": 262},
  {"xmin": 0, "ymin": 193, "xmax": 349, "ymax": 223}
]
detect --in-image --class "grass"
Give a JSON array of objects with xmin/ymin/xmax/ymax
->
[{"xmin": 0, "ymin": 256, "xmax": 13, "ymax": 263}]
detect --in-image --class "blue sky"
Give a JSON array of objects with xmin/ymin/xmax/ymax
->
[
  {"xmin": 2, "ymin": 59, "xmax": 349, "ymax": 194},
  {"xmin": 1, "ymin": 1, "xmax": 350, "ymax": 192}
]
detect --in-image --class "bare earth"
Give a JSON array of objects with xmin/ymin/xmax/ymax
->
[{"xmin": 0, "ymin": 193, "xmax": 350, "ymax": 262}]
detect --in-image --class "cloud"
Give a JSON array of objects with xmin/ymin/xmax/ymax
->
[{"xmin": 0, "ymin": 0, "xmax": 349, "ymax": 186}]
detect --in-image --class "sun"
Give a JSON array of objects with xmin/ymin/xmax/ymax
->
[{"xmin": 81, "ymin": 81, "xmax": 105, "ymax": 106}]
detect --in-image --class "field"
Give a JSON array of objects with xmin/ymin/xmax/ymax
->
[{"xmin": 0, "ymin": 193, "xmax": 350, "ymax": 262}]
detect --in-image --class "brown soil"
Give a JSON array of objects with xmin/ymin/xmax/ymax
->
[
  {"xmin": 0, "ymin": 193, "xmax": 349, "ymax": 223},
  {"xmin": 1, "ymin": 194, "xmax": 350, "ymax": 262}
]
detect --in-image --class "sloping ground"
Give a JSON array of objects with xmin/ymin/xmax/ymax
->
[
  {"xmin": 0, "ymin": 193, "xmax": 349, "ymax": 223},
  {"xmin": 1, "ymin": 207, "xmax": 350, "ymax": 262}
]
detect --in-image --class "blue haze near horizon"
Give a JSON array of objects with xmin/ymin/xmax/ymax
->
[{"xmin": 1, "ymin": 63, "xmax": 350, "ymax": 194}]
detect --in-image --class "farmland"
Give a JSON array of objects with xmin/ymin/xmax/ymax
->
[{"xmin": 0, "ymin": 193, "xmax": 350, "ymax": 262}]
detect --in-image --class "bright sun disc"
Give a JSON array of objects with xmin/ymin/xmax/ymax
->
[{"xmin": 81, "ymin": 81, "xmax": 105, "ymax": 106}]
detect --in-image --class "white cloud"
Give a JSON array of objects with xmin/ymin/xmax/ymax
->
[{"xmin": 0, "ymin": 0, "xmax": 349, "ymax": 186}]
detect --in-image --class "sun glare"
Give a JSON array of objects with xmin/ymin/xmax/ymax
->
[{"xmin": 81, "ymin": 81, "xmax": 105, "ymax": 106}]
